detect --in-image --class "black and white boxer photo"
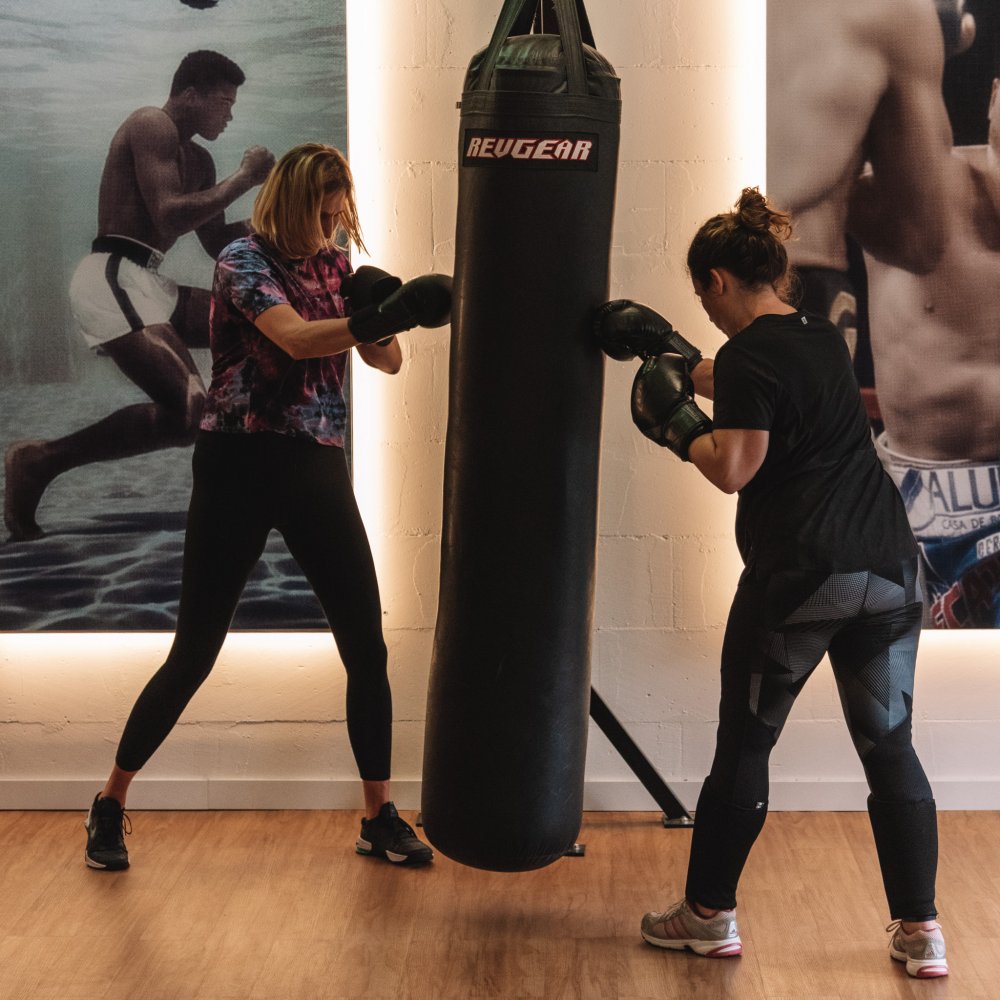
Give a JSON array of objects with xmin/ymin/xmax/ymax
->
[
  {"xmin": 3, "ymin": 51, "xmax": 274, "ymax": 542},
  {"xmin": 767, "ymin": 0, "xmax": 956, "ymax": 377},
  {"xmin": 851, "ymin": 5, "xmax": 1000, "ymax": 629}
]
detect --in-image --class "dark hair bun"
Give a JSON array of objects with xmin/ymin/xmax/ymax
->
[{"xmin": 735, "ymin": 187, "xmax": 792, "ymax": 241}]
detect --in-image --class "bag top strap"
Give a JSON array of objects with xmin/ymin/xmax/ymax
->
[
  {"xmin": 473, "ymin": 0, "xmax": 595, "ymax": 96},
  {"xmin": 524, "ymin": 0, "xmax": 594, "ymax": 48}
]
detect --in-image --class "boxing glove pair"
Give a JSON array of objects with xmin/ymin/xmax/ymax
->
[
  {"xmin": 346, "ymin": 265, "xmax": 452, "ymax": 344},
  {"xmin": 594, "ymin": 299, "xmax": 711, "ymax": 460}
]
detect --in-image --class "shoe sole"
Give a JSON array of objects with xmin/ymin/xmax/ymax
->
[
  {"xmin": 356, "ymin": 840, "xmax": 433, "ymax": 865},
  {"xmin": 890, "ymin": 949, "xmax": 948, "ymax": 978},
  {"xmin": 84, "ymin": 852, "xmax": 129, "ymax": 871},
  {"xmin": 641, "ymin": 931, "xmax": 742, "ymax": 957}
]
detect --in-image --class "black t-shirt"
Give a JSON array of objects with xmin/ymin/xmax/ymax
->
[{"xmin": 712, "ymin": 310, "xmax": 916, "ymax": 576}]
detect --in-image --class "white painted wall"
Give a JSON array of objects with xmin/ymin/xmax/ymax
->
[{"xmin": 3, "ymin": 0, "xmax": 999, "ymax": 812}]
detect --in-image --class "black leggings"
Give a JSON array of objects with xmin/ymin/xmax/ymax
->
[
  {"xmin": 685, "ymin": 560, "xmax": 938, "ymax": 920},
  {"xmin": 115, "ymin": 431, "xmax": 392, "ymax": 780}
]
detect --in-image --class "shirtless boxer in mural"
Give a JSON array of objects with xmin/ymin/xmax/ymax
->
[
  {"xmin": 767, "ymin": 0, "xmax": 961, "ymax": 363},
  {"xmin": 855, "ymin": 49, "xmax": 1000, "ymax": 628},
  {"xmin": 3, "ymin": 49, "xmax": 274, "ymax": 541}
]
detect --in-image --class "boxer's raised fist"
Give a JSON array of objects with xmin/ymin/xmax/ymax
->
[{"xmin": 241, "ymin": 146, "xmax": 276, "ymax": 184}]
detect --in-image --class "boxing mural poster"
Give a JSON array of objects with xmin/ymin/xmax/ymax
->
[
  {"xmin": 767, "ymin": 0, "xmax": 1000, "ymax": 628},
  {"xmin": 0, "ymin": 0, "xmax": 346, "ymax": 630}
]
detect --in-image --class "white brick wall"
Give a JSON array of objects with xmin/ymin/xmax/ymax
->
[{"xmin": 2, "ymin": 0, "xmax": 998, "ymax": 811}]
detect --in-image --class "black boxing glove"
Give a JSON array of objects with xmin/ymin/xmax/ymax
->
[
  {"xmin": 631, "ymin": 354, "xmax": 712, "ymax": 461},
  {"xmin": 348, "ymin": 273, "xmax": 452, "ymax": 344},
  {"xmin": 343, "ymin": 265, "xmax": 403, "ymax": 310},
  {"xmin": 594, "ymin": 300, "xmax": 703, "ymax": 368}
]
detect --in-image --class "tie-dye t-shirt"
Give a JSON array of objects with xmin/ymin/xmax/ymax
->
[{"xmin": 200, "ymin": 234, "xmax": 351, "ymax": 447}]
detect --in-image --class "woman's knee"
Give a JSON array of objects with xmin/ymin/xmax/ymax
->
[
  {"xmin": 339, "ymin": 635, "xmax": 388, "ymax": 680},
  {"xmin": 861, "ymin": 725, "xmax": 932, "ymax": 801}
]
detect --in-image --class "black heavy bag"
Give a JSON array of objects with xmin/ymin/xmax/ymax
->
[{"xmin": 422, "ymin": 0, "xmax": 621, "ymax": 871}]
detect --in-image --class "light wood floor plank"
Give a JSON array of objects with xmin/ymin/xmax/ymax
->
[{"xmin": 0, "ymin": 810, "xmax": 995, "ymax": 998}]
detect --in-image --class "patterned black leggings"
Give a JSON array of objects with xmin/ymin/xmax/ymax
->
[
  {"xmin": 685, "ymin": 560, "xmax": 938, "ymax": 920},
  {"xmin": 115, "ymin": 431, "xmax": 392, "ymax": 780}
]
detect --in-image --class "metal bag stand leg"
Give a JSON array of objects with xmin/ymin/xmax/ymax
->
[{"xmin": 589, "ymin": 688, "xmax": 694, "ymax": 828}]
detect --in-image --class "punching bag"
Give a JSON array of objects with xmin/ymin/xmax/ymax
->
[{"xmin": 422, "ymin": 0, "xmax": 621, "ymax": 872}]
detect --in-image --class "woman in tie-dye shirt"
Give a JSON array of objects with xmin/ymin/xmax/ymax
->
[{"xmin": 85, "ymin": 144, "xmax": 433, "ymax": 872}]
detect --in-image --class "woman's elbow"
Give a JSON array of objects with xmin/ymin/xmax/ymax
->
[
  {"xmin": 368, "ymin": 354, "xmax": 402, "ymax": 374},
  {"xmin": 707, "ymin": 461, "xmax": 755, "ymax": 494},
  {"xmin": 358, "ymin": 343, "xmax": 403, "ymax": 374},
  {"xmin": 711, "ymin": 472, "xmax": 744, "ymax": 495},
  {"xmin": 283, "ymin": 341, "xmax": 311, "ymax": 362}
]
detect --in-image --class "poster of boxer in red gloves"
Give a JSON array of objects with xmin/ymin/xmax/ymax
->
[
  {"xmin": 768, "ymin": 0, "xmax": 1000, "ymax": 628},
  {"xmin": 0, "ymin": 0, "xmax": 346, "ymax": 630}
]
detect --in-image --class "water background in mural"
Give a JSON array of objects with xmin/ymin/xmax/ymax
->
[{"xmin": 0, "ymin": 0, "xmax": 346, "ymax": 629}]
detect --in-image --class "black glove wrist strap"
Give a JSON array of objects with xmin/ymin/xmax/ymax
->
[
  {"xmin": 349, "ymin": 304, "xmax": 409, "ymax": 344},
  {"xmin": 664, "ymin": 403, "xmax": 712, "ymax": 461}
]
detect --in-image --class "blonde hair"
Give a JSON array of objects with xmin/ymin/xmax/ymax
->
[
  {"xmin": 687, "ymin": 187, "xmax": 794, "ymax": 300},
  {"xmin": 251, "ymin": 143, "xmax": 366, "ymax": 259}
]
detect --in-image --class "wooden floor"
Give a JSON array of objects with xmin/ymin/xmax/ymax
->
[{"xmin": 1, "ymin": 809, "xmax": 998, "ymax": 999}]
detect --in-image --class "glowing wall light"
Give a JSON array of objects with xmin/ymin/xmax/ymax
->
[
  {"xmin": 713, "ymin": 0, "xmax": 767, "ymax": 589},
  {"xmin": 729, "ymin": 0, "xmax": 767, "ymax": 192},
  {"xmin": 0, "ymin": 630, "xmax": 332, "ymax": 670},
  {"xmin": 346, "ymin": 0, "xmax": 390, "ymax": 565}
]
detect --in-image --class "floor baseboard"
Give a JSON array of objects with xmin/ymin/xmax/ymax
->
[{"xmin": 2, "ymin": 777, "xmax": 998, "ymax": 811}]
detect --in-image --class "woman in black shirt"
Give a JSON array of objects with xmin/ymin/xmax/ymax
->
[{"xmin": 608, "ymin": 189, "xmax": 945, "ymax": 977}]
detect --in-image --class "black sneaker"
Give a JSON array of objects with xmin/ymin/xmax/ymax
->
[
  {"xmin": 84, "ymin": 794, "xmax": 130, "ymax": 870},
  {"xmin": 356, "ymin": 802, "xmax": 433, "ymax": 865}
]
